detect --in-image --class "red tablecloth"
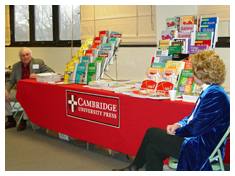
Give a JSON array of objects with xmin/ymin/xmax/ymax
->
[{"xmin": 16, "ymin": 79, "xmax": 230, "ymax": 164}]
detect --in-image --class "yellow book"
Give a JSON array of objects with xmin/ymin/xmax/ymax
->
[
  {"xmin": 144, "ymin": 67, "xmax": 163, "ymax": 82},
  {"xmin": 165, "ymin": 60, "xmax": 185, "ymax": 75}
]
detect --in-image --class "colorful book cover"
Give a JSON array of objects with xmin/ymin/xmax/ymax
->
[
  {"xmin": 75, "ymin": 62, "xmax": 86, "ymax": 84},
  {"xmin": 166, "ymin": 60, "xmax": 184, "ymax": 71},
  {"xmin": 87, "ymin": 63, "xmax": 96, "ymax": 84},
  {"xmin": 161, "ymin": 68, "xmax": 178, "ymax": 85},
  {"xmin": 140, "ymin": 80, "xmax": 158, "ymax": 91},
  {"xmin": 172, "ymin": 38, "xmax": 188, "ymax": 54},
  {"xmin": 156, "ymin": 81, "xmax": 174, "ymax": 94},
  {"xmin": 196, "ymin": 32, "xmax": 213, "ymax": 40},
  {"xmin": 189, "ymin": 45, "xmax": 209, "ymax": 54},
  {"xmin": 99, "ymin": 30, "xmax": 110, "ymax": 38},
  {"xmin": 99, "ymin": 30, "xmax": 110, "ymax": 43},
  {"xmin": 99, "ymin": 43, "xmax": 113, "ymax": 51},
  {"xmin": 178, "ymin": 31, "xmax": 191, "ymax": 38},
  {"xmin": 180, "ymin": 24, "xmax": 197, "ymax": 32},
  {"xmin": 108, "ymin": 38, "xmax": 120, "ymax": 48},
  {"xmin": 80, "ymin": 43, "xmax": 89, "ymax": 51},
  {"xmin": 90, "ymin": 43, "xmax": 100, "ymax": 50},
  {"xmin": 168, "ymin": 45, "xmax": 182, "ymax": 55},
  {"xmin": 200, "ymin": 23, "xmax": 217, "ymax": 32},
  {"xmin": 144, "ymin": 67, "xmax": 163, "ymax": 83},
  {"xmin": 85, "ymin": 38, "xmax": 93, "ymax": 48},
  {"xmin": 97, "ymin": 50, "xmax": 109, "ymax": 58},
  {"xmin": 183, "ymin": 60, "xmax": 192, "ymax": 70},
  {"xmin": 155, "ymin": 49, "xmax": 169, "ymax": 56},
  {"xmin": 172, "ymin": 53, "xmax": 189, "ymax": 61},
  {"xmin": 159, "ymin": 56, "xmax": 172, "ymax": 63},
  {"xmin": 165, "ymin": 60, "xmax": 185, "ymax": 75},
  {"xmin": 166, "ymin": 17, "xmax": 178, "ymax": 30},
  {"xmin": 161, "ymin": 30, "xmax": 178, "ymax": 40},
  {"xmin": 200, "ymin": 17, "xmax": 218, "ymax": 33},
  {"xmin": 93, "ymin": 37, "xmax": 102, "ymax": 44},
  {"xmin": 85, "ymin": 50, "xmax": 95, "ymax": 63},
  {"xmin": 200, "ymin": 17, "xmax": 218, "ymax": 48},
  {"xmin": 159, "ymin": 40, "xmax": 171, "ymax": 50},
  {"xmin": 181, "ymin": 16, "xmax": 197, "ymax": 25},
  {"xmin": 176, "ymin": 69, "xmax": 196, "ymax": 95},
  {"xmin": 195, "ymin": 40, "xmax": 212, "ymax": 47},
  {"xmin": 151, "ymin": 62, "xmax": 166, "ymax": 68},
  {"xmin": 110, "ymin": 31, "xmax": 122, "ymax": 38}
]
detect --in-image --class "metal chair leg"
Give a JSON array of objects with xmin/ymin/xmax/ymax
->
[{"xmin": 17, "ymin": 111, "xmax": 24, "ymax": 127}]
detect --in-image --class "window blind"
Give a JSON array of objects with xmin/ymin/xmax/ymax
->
[
  {"xmin": 5, "ymin": 5, "xmax": 11, "ymax": 46},
  {"xmin": 81, "ymin": 5, "xmax": 157, "ymax": 45},
  {"xmin": 197, "ymin": 5, "xmax": 230, "ymax": 21}
]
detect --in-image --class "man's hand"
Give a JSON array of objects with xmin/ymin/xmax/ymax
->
[
  {"xmin": 166, "ymin": 123, "xmax": 181, "ymax": 135},
  {"xmin": 5, "ymin": 90, "xmax": 10, "ymax": 102},
  {"xmin": 29, "ymin": 73, "xmax": 37, "ymax": 79}
]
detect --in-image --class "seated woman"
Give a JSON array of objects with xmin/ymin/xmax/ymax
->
[{"xmin": 112, "ymin": 50, "xmax": 230, "ymax": 171}]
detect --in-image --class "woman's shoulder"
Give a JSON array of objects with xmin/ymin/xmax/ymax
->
[{"xmin": 203, "ymin": 84, "xmax": 229, "ymax": 101}]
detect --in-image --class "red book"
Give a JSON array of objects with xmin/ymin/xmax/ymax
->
[{"xmin": 195, "ymin": 40, "xmax": 212, "ymax": 46}]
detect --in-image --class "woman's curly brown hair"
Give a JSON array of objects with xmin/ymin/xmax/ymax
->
[{"xmin": 191, "ymin": 50, "xmax": 226, "ymax": 85}]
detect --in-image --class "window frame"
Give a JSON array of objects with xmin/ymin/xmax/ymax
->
[
  {"xmin": 8, "ymin": 5, "xmax": 81, "ymax": 47},
  {"xmin": 7, "ymin": 5, "xmax": 229, "ymax": 48}
]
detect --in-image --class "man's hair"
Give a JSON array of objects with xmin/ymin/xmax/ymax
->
[
  {"xmin": 191, "ymin": 50, "xmax": 226, "ymax": 85},
  {"xmin": 19, "ymin": 47, "xmax": 32, "ymax": 57}
]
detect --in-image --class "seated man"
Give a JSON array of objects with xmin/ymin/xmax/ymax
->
[{"xmin": 5, "ymin": 47, "xmax": 55, "ymax": 131}]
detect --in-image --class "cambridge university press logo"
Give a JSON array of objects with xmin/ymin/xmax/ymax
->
[
  {"xmin": 68, "ymin": 94, "xmax": 78, "ymax": 112},
  {"xmin": 66, "ymin": 90, "xmax": 120, "ymax": 128}
]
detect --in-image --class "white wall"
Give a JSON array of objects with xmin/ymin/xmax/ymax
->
[{"xmin": 5, "ymin": 5, "xmax": 230, "ymax": 87}]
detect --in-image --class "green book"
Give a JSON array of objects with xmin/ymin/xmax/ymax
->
[
  {"xmin": 176, "ymin": 69, "xmax": 196, "ymax": 95},
  {"xmin": 196, "ymin": 32, "xmax": 213, "ymax": 40},
  {"xmin": 87, "ymin": 63, "xmax": 96, "ymax": 84},
  {"xmin": 168, "ymin": 45, "xmax": 182, "ymax": 55},
  {"xmin": 151, "ymin": 62, "xmax": 166, "ymax": 68}
]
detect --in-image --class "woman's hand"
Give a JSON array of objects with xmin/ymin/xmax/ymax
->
[{"xmin": 166, "ymin": 123, "xmax": 181, "ymax": 135}]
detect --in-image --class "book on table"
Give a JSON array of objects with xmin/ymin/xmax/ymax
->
[
  {"xmin": 176, "ymin": 69, "xmax": 196, "ymax": 96},
  {"xmin": 102, "ymin": 81, "xmax": 137, "ymax": 91},
  {"xmin": 182, "ymin": 93, "xmax": 199, "ymax": 103},
  {"xmin": 88, "ymin": 79, "xmax": 117, "ymax": 89}
]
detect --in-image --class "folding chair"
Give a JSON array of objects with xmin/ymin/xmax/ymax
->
[
  {"xmin": 168, "ymin": 125, "xmax": 230, "ymax": 171},
  {"xmin": 11, "ymin": 102, "xmax": 24, "ymax": 127}
]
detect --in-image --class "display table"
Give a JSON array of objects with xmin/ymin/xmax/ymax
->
[{"xmin": 16, "ymin": 79, "xmax": 230, "ymax": 164}]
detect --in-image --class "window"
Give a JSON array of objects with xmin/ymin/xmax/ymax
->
[
  {"xmin": 14, "ymin": 5, "xmax": 30, "ymax": 42},
  {"xmin": 59, "ymin": 5, "xmax": 81, "ymax": 41},
  {"xmin": 35, "ymin": 5, "xmax": 53, "ymax": 41},
  {"xmin": 9, "ymin": 5, "xmax": 81, "ymax": 47}
]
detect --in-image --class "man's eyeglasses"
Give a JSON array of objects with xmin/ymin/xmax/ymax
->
[{"xmin": 20, "ymin": 53, "xmax": 30, "ymax": 57}]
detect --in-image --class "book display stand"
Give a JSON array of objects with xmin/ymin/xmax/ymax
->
[
  {"xmin": 144, "ymin": 12, "xmax": 220, "ymax": 100},
  {"xmin": 63, "ymin": 30, "xmax": 122, "ymax": 85}
]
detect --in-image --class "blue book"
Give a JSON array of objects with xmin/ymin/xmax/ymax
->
[
  {"xmin": 75, "ymin": 62, "xmax": 86, "ymax": 84},
  {"xmin": 159, "ymin": 56, "xmax": 172, "ymax": 63},
  {"xmin": 200, "ymin": 17, "xmax": 219, "ymax": 48},
  {"xmin": 201, "ymin": 17, "xmax": 217, "ymax": 25},
  {"xmin": 75, "ymin": 57, "xmax": 89, "ymax": 84}
]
